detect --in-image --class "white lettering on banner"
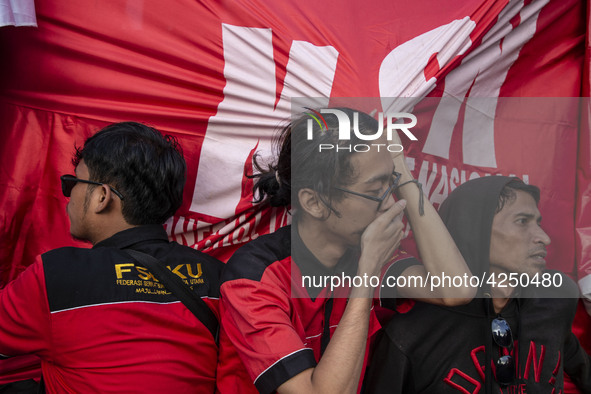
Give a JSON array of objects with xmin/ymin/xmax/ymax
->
[
  {"xmin": 415, "ymin": 157, "xmax": 529, "ymax": 206},
  {"xmin": 190, "ymin": 23, "xmax": 338, "ymax": 219},
  {"xmin": 164, "ymin": 205, "xmax": 291, "ymax": 251},
  {"xmin": 379, "ymin": 17, "xmax": 476, "ymax": 112},
  {"xmin": 197, "ymin": 211, "xmax": 263, "ymax": 252},
  {"xmin": 174, "ymin": 217, "xmax": 196, "ymax": 246},
  {"xmin": 422, "ymin": 0, "xmax": 549, "ymax": 167}
]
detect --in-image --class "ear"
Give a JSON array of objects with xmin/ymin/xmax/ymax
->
[
  {"xmin": 93, "ymin": 184, "xmax": 114, "ymax": 214},
  {"xmin": 297, "ymin": 188, "xmax": 329, "ymax": 219}
]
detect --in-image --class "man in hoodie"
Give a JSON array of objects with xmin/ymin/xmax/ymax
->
[{"xmin": 365, "ymin": 176, "xmax": 591, "ymax": 394}]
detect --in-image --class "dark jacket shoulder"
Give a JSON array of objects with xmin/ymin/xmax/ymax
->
[{"xmin": 221, "ymin": 225, "xmax": 291, "ymax": 283}]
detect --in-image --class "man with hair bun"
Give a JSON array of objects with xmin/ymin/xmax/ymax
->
[
  {"xmin": 0, "ymin": 122, "xmax": 223, "ymax": 393},
  {"xmin": 217, "ymin": 108, "xmax": 475, "ymax": 394}
]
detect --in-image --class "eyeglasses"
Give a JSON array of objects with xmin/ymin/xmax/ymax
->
[
  {"xmin": 491, "ymin": 316, "xmax": 515, "ymax": 386},
  {"xmin": 333, "ymin": 171, "xmax": 401, "ymax": 211},
  {"xmin": 60, "ymin": 175, "xmax": 125, "ymax": 200}
]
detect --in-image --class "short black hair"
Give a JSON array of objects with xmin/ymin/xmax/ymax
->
[
  {"xmin": 251, "ymin": 108, "xmax": 379, "ymax": 217},
  {"xmin": 496, "ymin": 178, "xmax": 540, "ymax": 213},
  {"xmin": 73, "ymin": 122, "xmax": 186, "ymax": 225}
]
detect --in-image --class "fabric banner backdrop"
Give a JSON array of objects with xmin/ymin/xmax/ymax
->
[
  {"xmin": 0, "ymin": 0, "xmax": 36, "ymax": 27},
  {"xmin": 0, "ymin": 0, "xmax": 590, "ymax": 387}
]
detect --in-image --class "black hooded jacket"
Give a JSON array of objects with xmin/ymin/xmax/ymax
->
[{"xmin": 364, "ymin": 176, "xmax": 591, "ymax": 394}]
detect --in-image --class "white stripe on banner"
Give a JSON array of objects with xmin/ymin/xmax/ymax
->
[
  {"xmin": 190, "ymin": 24, "xmax": 337, "ymax": 219},
  {"xmin": 578, "ymin": 274, "xmax": 591, "ymax": 299},
  {"xmin": 0, "ymin": 0, "xmax": 37, "ymax": 27}
]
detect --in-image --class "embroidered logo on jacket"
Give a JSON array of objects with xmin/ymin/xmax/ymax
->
[
  {"xmin": 443, "ymin": 342, "xmax": 562, "ymax": 394},
  {"xmin": 115, "ymin": 262, "xmax": 205, "ymax": 294}
]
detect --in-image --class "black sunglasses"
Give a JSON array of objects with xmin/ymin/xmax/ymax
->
[
  {"xmin": 60, "ymin": 175, "xmax": 125, "ymax": 200},
  {"xmin": 491, "ymin": 316, "xmax": 515, "ymax": 386},
  {"xmin": 333, "ymin": 171, "xmax": 401, "ymax": 211}
]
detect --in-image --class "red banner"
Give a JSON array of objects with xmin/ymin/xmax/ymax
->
[{"xmin": 0, "ymin": 0, "xmax": 589, "ymax": 386}]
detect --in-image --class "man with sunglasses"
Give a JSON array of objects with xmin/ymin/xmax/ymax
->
[
  {"xmin": 0, "ymin": 122, "xmax": 223, "ymax": 392},
  {"xmin": 217, "ymin": 108, "xmax": 474, "ymax": 394},
  {"xmin": 365, "ymin": 176, "xmax": 591, "ymax": 393}
]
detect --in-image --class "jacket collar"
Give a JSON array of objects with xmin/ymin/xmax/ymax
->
[
  {"xmin": 93, "ymin": 225, "xmax": 169, "ymax": 250},
  {"xmin": 291, "ymin": 223, "xmax": 358, "ymax": 299}
]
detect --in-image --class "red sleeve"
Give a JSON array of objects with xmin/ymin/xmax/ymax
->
[
  {"xmin": 0, "ymin": 256, "xmax": 52, "ymax": 359},
  {"xmin": 220, "ymin": 274, "xmax": 316, "ymax": 394},
  {"xmin": 0, "ymin": 355, "xmax": 41, "ymax": 385}
]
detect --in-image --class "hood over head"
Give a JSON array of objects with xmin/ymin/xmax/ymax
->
[{"xmin": 438, "ymin": 176, "xmax": 520, "ymax": 290}]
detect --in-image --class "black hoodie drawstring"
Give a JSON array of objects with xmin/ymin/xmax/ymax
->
[
  {"xmin": 515, "ymin": 297, "xmax": 522, "ymax": 387},
  {"xmin": 485, "ymin": 296, "xmax": 493, "ymax": 394}
]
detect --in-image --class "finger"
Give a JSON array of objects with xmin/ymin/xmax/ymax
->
[
  {"xmin": 393, "ymin": 207, "xmax": 405, "ymax": 223},
  {"xmin": 371, "ymin": 202, "xmax": 405, "ymax": 234},
  {"xmin": 381, "ymin": 199, "xmax": 406, "ymax": 222}
]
